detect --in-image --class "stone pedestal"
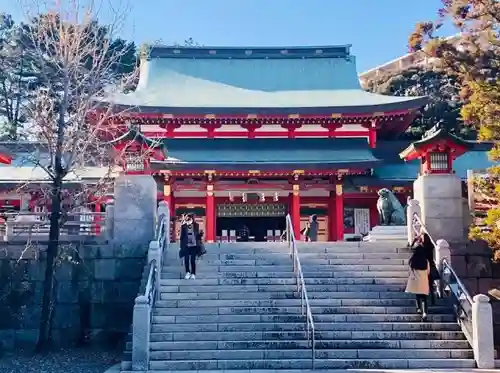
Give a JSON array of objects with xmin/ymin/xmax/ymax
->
[
  {"xmin": 366, "ymin": 225, "xmax": 408, "ymax": 241},
  {"xmin": 413, "ymin": 174, "xmax": 464, "ymax": 243},
  {"xmin": 113, "ymin": 175, "xmax": 157, "ymax": 250}
]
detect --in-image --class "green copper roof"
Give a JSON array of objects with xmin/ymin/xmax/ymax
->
[
  {"xmin": 152, "ymin": 138, "xmax": 380, "ymax": 171},
  {"xmin": 376, "ymin": 150, "xmax": 496, "ymax": 180},
  {"xmin": 102, "ymin": 46, "xmax": 428, "ymax": 114},
  {"xmin": 400, "ymin": 124, "xmax": 474, "ymax": 159}
]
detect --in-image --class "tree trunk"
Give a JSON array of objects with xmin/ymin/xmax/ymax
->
[{"xmin": 36, "ymin": 177, "xmax": 62, "ymax": 351}]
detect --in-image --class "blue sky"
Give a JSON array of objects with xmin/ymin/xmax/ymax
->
[{"xmin": 1, "ymin": 0, "xmax": 455, "ymax": 72}]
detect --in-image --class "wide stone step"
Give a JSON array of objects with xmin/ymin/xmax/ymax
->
[
  {"xmin": 151, "ymin": 321, "xmax": 460, "ymax": 333},
  {"xmin": 160, "ymin": 290, "xmax": 416, "ymax": 300},
  {"xmin": 155, "ymin": 298, "xmax": 443, "ymax": 307},
  {"xmin": 214, "ymin": 252, "xmax": 410, "ymax": 260},
  {"xmin": 160, "ymin": 270, "xmax": 409, "ymax": 279},
  {"xmin": 151, "ymin": 313, "xmax": 456, "ymax": 324},
  {"xmin": 146, "ymin": 330, "xmax": 465, "ymax": 342},
  {"xmin": 308, "ymin": 284, "xmax": 406, "ymax": 292},
  {"xmin": 148, "ymin": 348, "xmax": 473, "ymax": 361},
  {"xmin": 152, "ymin": 305, "xmax": 451, "ymax": 316},
  {"xmin": 148, "ymin": 339, "xmax": 470, "ymax": 351},
  {"xmin": 159, "ymin": 283, "xmax": 408, "ymax": 294},
  {"xmin": 145, "ymin": 357, "xmax": 475, "ymax": 370},
  {"xmin": 160, "ymin": 277, "xmax": 408, "ymax": 287},
  {"xmin": 202, "ymin": 258, "xmax": 409, "ymax": 265},
  {"xmin": 163, "ymin": 264, "xmax": 408, "ymax": 273}
]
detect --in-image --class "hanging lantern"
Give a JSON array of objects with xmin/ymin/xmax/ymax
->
[
  {"xmin": 229, "ymin": 192, "xmax": 234, "ymax": 202},
  {"xmin": 260, "ymin": 193, "xmax": 265, "ymax": 202},
  {"xmin": 274, "ymin": 192, "xmax": 279, "ymax": 202},
  {"xmin": 242, "ymin": 192, "xmax": 247, "ymax": 203}
]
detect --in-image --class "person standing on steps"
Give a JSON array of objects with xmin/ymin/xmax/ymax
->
[
  {"xmin": 179, "ymin": 213, "xmax": 203, "ymax": 280},
  {"xmin": 421, "ymin": 232, "xmax": 440, "ymax": 306},
  {"xmin": 307, "ymin": 215, "xmax": 319, "ymax": 242},
  {"xmin": 405, "ymin": 239, "xmax": 430, "ymax": 321}
]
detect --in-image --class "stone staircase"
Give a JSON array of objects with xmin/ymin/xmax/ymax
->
[{"xmin": 121, "ymin": 241, "xmax": 475, "ymax": 371}]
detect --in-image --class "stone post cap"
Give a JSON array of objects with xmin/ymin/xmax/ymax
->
[
  {"xmin": 149, "ymin": 240, "xmax": 160, "ymax": 250},
  {"xmin": 135, "ymin": 295, "xmax": 149, "ymax": 304},
  {"xmin": 408, "ymin": 198, "xmax": 420, "ymax": 206},
  {"xmin": 473, "ymin": 294, "xmax": 490, "ymax": 303},
  {"xmin": 158, "ymin": 201, "xmax": 168, "ymax": 208},
  {"xmin": 436, "ymin": 239, "xmax": 450, "ymax": 249}
]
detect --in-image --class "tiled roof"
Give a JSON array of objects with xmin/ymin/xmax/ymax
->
[
  {"xmin": 101, "ymin": 46, "xmax": 427, "ymax": 113},
  {"xmin": 374, "ymin": 150, "xmax": 496, "ymax": 180},
  {"xmin": 153, "ymin": 138, "xmax": 381, "ymax": 171}
]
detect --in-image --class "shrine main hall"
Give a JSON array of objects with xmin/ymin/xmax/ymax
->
[{"xmin": 0, "ymin": 45, "xmax": 493, "ymax": 242}]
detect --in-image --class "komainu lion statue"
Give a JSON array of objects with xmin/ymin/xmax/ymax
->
[{"xmin": 376, "ymin": 188, "xmax": 406, "ymax": 226}]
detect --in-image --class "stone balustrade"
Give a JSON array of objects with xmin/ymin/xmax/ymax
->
[{"xmin": 408, "ymin": 199, "xmax": 495, "ymax": 369}]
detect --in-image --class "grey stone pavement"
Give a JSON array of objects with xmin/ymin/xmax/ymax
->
[{"xmin": 0, "ymin": 347, "xmax": 121, "ymax": 373}]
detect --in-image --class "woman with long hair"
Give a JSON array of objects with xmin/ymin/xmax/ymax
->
[{"xmin": 406, "ymin": 239, "xmax": 430, "ymax": 321}]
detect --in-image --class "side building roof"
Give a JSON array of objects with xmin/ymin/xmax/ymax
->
[{"xmin": 101, "ymin": 45, "xmax": 427, "ymax": 115}]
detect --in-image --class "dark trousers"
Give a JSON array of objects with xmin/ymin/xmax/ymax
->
[
  {"xmin": 184, "ymin": 253, "xmax": 196, "ymax": 275},
  {"xmin": 416, "ymin": 294, "xmax": 428, "ymax": 313}
]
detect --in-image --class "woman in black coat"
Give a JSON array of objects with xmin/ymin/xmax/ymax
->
[
  {"xmin": 179, "ymin": 213, "xmax": 203, "ymax": 280},
  {"xmin": 421, "ymin": 233, "xmax": 440, "ymax": 305}
]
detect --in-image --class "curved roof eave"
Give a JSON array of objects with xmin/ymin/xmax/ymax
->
[{"xmin": 98, "ymin": 96, "xmax": 429, "ymax": 116}]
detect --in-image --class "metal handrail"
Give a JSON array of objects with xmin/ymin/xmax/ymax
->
[
  {"xmin": 144, "ymin": 259, "xmax": 157, "ymax": 305},
  {"xmin": 285, "ymin": 214, "xmax": 316, "ymax": 368},
  {"xmin": 411, "ymin": 212, "xmax": 474, "ymax": 343}
]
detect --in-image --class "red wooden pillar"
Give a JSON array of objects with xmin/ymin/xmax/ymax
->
[
  {"xmin": 335, "ymin": 184, "xmax": 344, "ymax": 241},
  {"xmin": 163, "ymin": 184, "xmax": 174, "ymax": 215},
  {"xmin": 206, "ymin": 184, "xmax": 216, "ymax": 243},
  {"xmin": 93, "ymin": 199, "xmax": 102, "ymax": 235},
  {"xmin": 328, "ymin": 191, "xmax": 337, "ymax": 241},
  {"xmin": 291, "ymin": 185, "xmax": 301, "ymax": 239},
  {"xmin": 369, "ymin": 201, "xmax": 378, "ymax": 229}
]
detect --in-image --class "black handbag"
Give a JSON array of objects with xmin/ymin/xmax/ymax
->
[{"xmin": 429, "ymin": 262, "xmax": 440, "ymax": 281}]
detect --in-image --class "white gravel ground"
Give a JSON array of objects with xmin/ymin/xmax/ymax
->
[{"xmin": 0, "ymin": 347, "xmax": 121, "ymax": 373}]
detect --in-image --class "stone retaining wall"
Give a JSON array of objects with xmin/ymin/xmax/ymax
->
[
  {"xmin": 451, "ymin": 240, "xmax": 500, "ymax": 350},
  {"xmin": 0, "ymin": 240, "xmax": 146, "ymax": 351}
]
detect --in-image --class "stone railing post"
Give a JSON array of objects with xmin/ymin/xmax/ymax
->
[
  {"xmin": 148, "ymin": 240, "xmax": 161, "ymax": 293},
  {"xmin": 5, "ymin": 221, "xmax": 13, "ymax": 241},
  {"xmin": 472, "ymin": 294, "xmax": 495, "ymax": 369},
  {"xmin": 105, "ymin": 203, "xmax": 114, "ymax": 240},
  {"xmin": 435, "ymin": 239, "xmax": 451, "ymax": 297},
  {"xmin": 406, "ymin": 198, "xmax": 421, "ymax": 245},
  {"xmin": 132, "ymin": 295, "xmax": 151, "ymax": 371}
]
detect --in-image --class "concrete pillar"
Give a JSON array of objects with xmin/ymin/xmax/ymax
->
[
  {"xmin": 472, "ymin": 294, "xmax": 495, "ymax": 369},
  {"xmin": 113, "ymin": 175, "xmax": 157, "ymax": 250},
  {"xmin": 413, "ymin": 174, "xmax": 464, "ymax": 243},
  {"xmin": 406, "ymin": 198, "xmax": 421, "ymax": 244},
  {"xmin": 132, "ymin": 295, "xmax": 151, "ymax": 371}
]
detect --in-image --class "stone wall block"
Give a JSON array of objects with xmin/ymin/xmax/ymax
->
[
  {"xmin": 118, "ymin": 281, "xmax": 141, "ymax": 302},
  {"xmin": 0, "ymin": 330, "xmax": 15, "ymax": 350},
  {"xmin": 54, "ymin": 262, "xmax": 75, "ymax": 282},
  {"xmin": 17, "ymin": 304, "xmax": 41, "ymax": 329},
  {"xmin": 14, "ymin": 329, "xmax": 38, "ymax": 348},
  {"xmin": 0, "ymin": 307, "xmax": 17, "ymax": 329},
  {"xmin": 56, "ymin": 281, "xmax": 80, "ymax": 304},
  {"xmin": 94, "ymin": 259, "xmax": 117, "ymax": 280},
  {"xmin": 113, "ymin": 175, "xmax": 157, "ymax": 248},
  {"xmin": 114, "ymin": 243, "xmax": 147, "ymax": 259},
  {"xmin": 28, "ymin": 260, "xmax": 46, "ymax": 281},
  {"xmin": 53, "ymin": 305, "xmax": 80, "ymax": 329},
  {"xmin": 90, "ymin": 282, "xmax": 105, "ymax": 303},
  {"xmin": 117, "ymin": 258, "xmax": 145, "ymax": 280}
]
